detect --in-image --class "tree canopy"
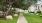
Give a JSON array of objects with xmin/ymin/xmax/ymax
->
[
  {"xmin": 0, "ymin": 0, "xmax": 37, "ymax": 10},
  {"xmin": 0, "ymin": 0, "xmax": 37, "ymax": 16}
]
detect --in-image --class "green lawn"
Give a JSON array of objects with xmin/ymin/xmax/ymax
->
[
  {"xmin": 0, "ymin": 16, "xmax": 18, "ymax": 23},
  {"xmin": 24, "ymin": 13, "xmax": 42, "ymax": 23}
]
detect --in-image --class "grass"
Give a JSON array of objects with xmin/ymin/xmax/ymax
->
[
  {"xmin": 0, "ymin": 16, "xmax": 18, "ymax": 23},
  {"xmin": 24, "ymin": 13, "xmax": 42, "ymax": 23}
]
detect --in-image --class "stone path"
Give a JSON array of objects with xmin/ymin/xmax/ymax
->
[{"xmin": 17, "ymin": 14, "xmax": 28, "ymax": 23}]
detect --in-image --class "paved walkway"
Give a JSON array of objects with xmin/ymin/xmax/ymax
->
[{"xmin": 17, "ymin": 14, "xmax": 28, "ymax": 23}]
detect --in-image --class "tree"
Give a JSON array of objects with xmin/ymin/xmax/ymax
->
[
  {"xmin": 0, "ymin": 0, "xmax": 37, "ymax": 16},
  {"xmin": 12, "ymin": 0, "xmax": 37, "ymax": 10}
]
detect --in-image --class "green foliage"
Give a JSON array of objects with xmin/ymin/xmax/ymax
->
[
  {"xmin": 9, "ymin": 8, "xmax": 16, "ymax": 15},
  {"xmin": 0, "ymin": 0, "xmax": 37, "ymax": 11},
  {"xmin": 14, "ymin": 0, "xmax": 37, "ymax": 10}
]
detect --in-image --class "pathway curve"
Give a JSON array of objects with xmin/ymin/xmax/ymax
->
[{"xmin": 17, "ymin": 13, "xmax": 28, "ymax": 23}]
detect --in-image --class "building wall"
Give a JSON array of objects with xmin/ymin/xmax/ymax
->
[
  {"xmin": 28, "ymin": 4, "xmax": 37, "ymax": 12},
  {"xmin": 37, "ymin": 0, "xmax": 42, "ymax": 13}
]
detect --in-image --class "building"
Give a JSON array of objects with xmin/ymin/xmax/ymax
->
[
  {"xmin": 28, "ymin": 0, "xmax": 42, "ymax": 13},
  {"xmin": 37, "ymin": 0, "xmax": 42, "ymax": 13},
  {"xmin": 28, "ymin": 4, "xmax": 37, "ymax": 13}
]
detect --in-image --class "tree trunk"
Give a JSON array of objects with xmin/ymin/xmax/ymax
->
[{"xmin": 5, "ymin": 2, "xmax": 13, "ymax": 16}]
